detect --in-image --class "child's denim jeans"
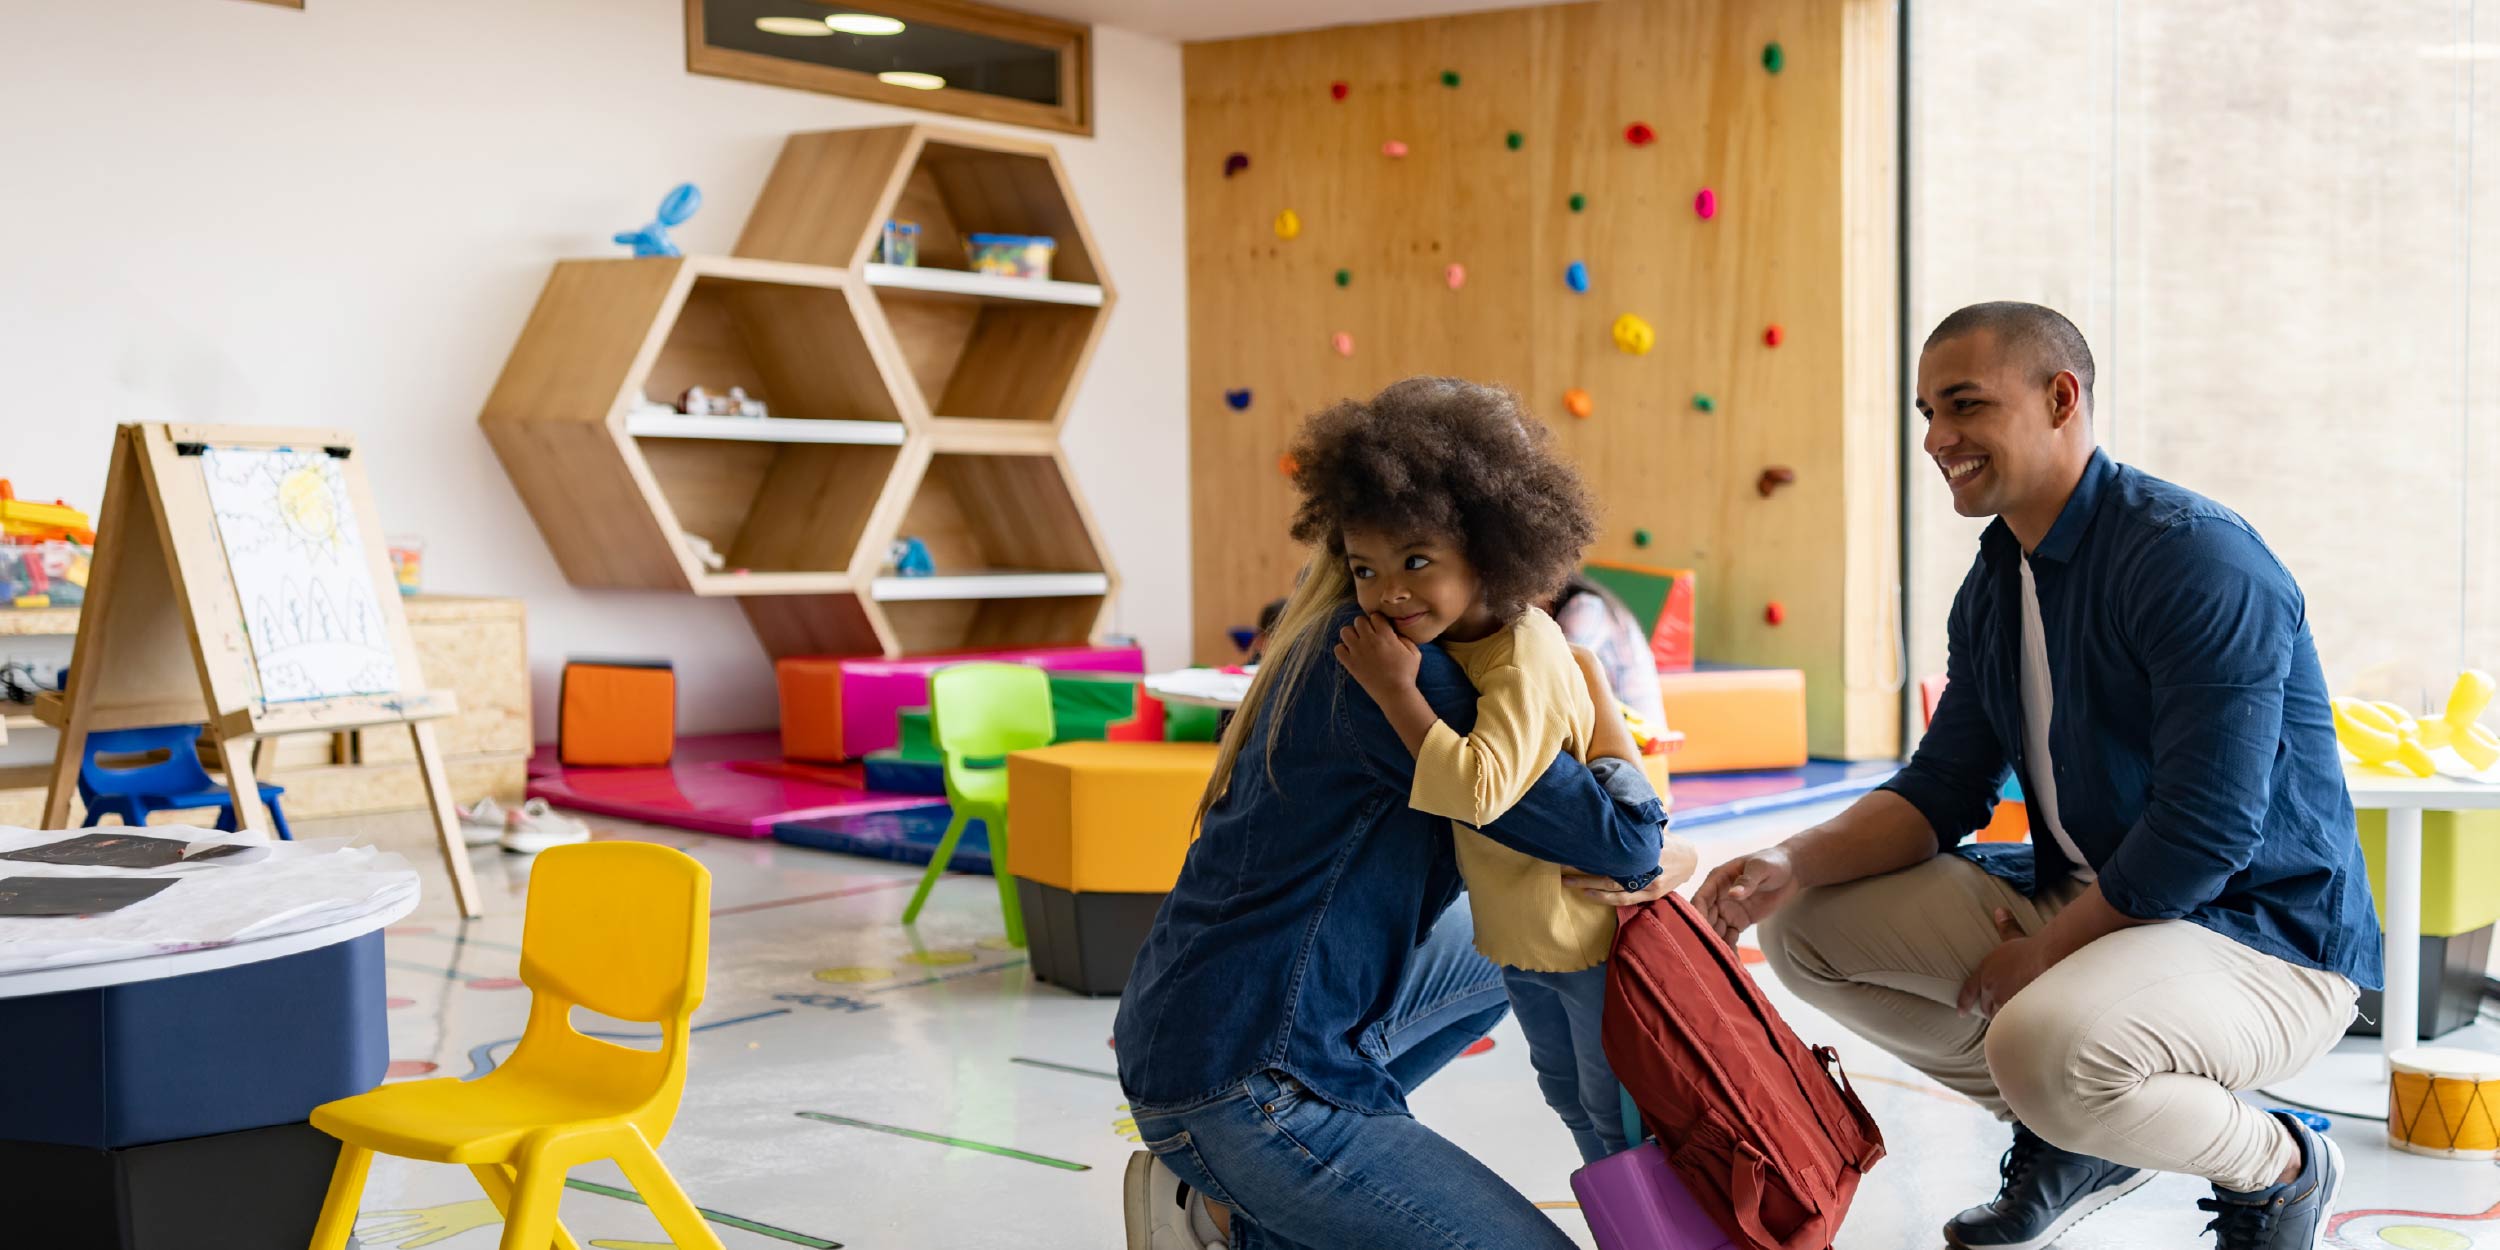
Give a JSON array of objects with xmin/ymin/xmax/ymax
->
[{"xmin": 1503, "ymin": 961, "xmax": 1628, "ymax": 1164}]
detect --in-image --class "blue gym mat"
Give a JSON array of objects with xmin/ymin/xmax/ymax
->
[
  {"xmin": 1668, "ymin": 759, "xmax": 1899, "ymax": 832},
  {"xmin": 770, "ymin": 804, "xmax": 990, "ymax": 874}
]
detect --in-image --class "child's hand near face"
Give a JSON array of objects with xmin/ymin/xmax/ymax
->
[{"xmin": 1336, "ymin": 612, "xmax": 1438, "ymax": 755}]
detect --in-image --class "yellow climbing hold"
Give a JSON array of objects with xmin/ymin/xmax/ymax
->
[
  {"xmin": 1612, "ymin": 313, "xmax": 1656, "ymax": 355},
  {"xmin": 1274, "ymin": 209, "xmax": 1302, "ymax": 240}
]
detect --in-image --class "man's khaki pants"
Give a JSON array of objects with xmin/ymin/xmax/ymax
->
[{"xmin": 1758, "ymin": 855, "xmax": 2357, "ymax": 1192}]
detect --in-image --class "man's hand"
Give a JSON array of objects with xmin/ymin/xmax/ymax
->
[
  {"xmin": 1335, "ymin": 612, "xmax": 1421, "ymax": 700},
  {"xmin": 1564, "ymin": 834, "xmax": 1700, "ymax": 906},
  {"xmin": 1958, "ymin": 908, "xmax": 2052, "ymax": 1018},
  {"xmin": 1692, "ymin": 846, "xmax": 1801, "ymax": 944}
]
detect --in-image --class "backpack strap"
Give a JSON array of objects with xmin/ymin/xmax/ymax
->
[{"xmin": 1732, "ymin": 1142, "xmax": 1836, "ymax": 1250}]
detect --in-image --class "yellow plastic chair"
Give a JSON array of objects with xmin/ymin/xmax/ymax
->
[
  {"xmin": 307, "ymin": 842, "xmax": 722, "ymax": 1250},
  {"xmin": 899, "ymin": 662, "xmax": 1054, "ymax": 947}
]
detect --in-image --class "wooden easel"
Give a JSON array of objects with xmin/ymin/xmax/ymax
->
[{"xmin": 36, "ymin": 424, "xmax": 482, "ymax": 917}]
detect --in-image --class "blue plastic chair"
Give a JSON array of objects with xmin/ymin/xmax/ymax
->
[{"xmin": 78, "ymin": 724, "xmax": 293, "ymax": 840}]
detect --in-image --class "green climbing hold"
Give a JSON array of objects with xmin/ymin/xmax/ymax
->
[
  {"xmin": 1693, "ymin": 393, "xmax": 1716, "ymax": 413},
  {"xmin": 1440, "ymin": 69, "xmax": 1461, "ymax": 87},
  {"xmin": 1334, "ymin": 268, "xmax": 1351, "ymax": 287},
  {"xmin": 1568, "ymin": 192, "xmax": 1586, "ymax": 212},
  {"xmin": 1633, "ymin": 529, "xmax": 1653, "ymax": 548},
  {"xmin": 1763, "ymin": 41, "xmax": 1784, "ymax": 73},
  {"xmin": 1505, "ymin": 130, "xmax": 1523, "ymax": 150}
]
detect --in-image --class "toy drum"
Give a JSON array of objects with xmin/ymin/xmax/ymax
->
[{"xmin": 2388, "ymin": 1046, "xmax": 2500, "ymax": 1157}]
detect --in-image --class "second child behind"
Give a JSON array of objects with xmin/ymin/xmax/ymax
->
[{"xmin": 1310, "ymin": 377, "xmax": 1701, "ymax": 1164}]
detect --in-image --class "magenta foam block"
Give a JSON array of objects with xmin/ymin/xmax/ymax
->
[
  {"xmin": 1569, "ymin": 1141, "xmax": 1737, "ymax": 1250},
  {"xmin": 836, "ymin": 645, "xmax": 1144, "ymax": 760},
  {"xmin": 525, "ymin": 733, "xmax": 937, "ymax": 839}
]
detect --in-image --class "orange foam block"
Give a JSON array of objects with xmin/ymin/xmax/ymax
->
[
  {"xmin": 1655, "ymin": 667, "xmax": 1806, "ymax": 774},
  {"xmin": 1006, "ymin": 742, "xmax": 1218, "ymax": 895},
  {"xmin": 558, "ymin": 660, "xmax": 676, "ymax": 768}
]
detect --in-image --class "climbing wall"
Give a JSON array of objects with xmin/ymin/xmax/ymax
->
[{"xmin": 1184, "ymin": 0, "xmax": 1901, "ymax": 758}]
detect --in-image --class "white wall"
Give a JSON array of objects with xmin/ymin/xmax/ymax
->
[{"xmin": 0, "ymin": 0, "xmax": 1190, "ymax": 737}]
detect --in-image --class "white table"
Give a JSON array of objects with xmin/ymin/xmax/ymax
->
[
  {"xmin": 0, "ymin": 892, "xmax": 416, "ymax": 999},
  {"xmin": 2345, "ymin": 768, "xmax": 2500, "ymax": 1061}
]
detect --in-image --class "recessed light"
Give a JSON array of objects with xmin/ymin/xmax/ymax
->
[
  {"xmin": 755, "ymin": 16, "xmax": 833, "ymax": 36},
  {"xmin": 827, "ymin": 13, "xmax": 906, "ymax": 36},
  {"xmin": 878, "ymin": 71, "xmax": 946, "ymax": 91}
]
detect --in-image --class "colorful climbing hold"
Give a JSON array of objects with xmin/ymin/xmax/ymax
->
[
  {"xmin": 1224, "ymin": 389, "xmax": 1252, "ymax": 411},
  {"xmin": 1633, "ymin": 529, "xmax": 1653, "ymax": 548},
  {"xmin": 1764, "ymin": 601, "xmax": 1787, "ymax": 626},
  {"xmin": 1565, "ymin": 260, "xmax": 1590, "ymax": 293},
  {"xmin": 1505, "ymin": 131, "xmax": 1524, "ymax": 150},
  {"xmin": 1330, "ymin": 80, "xmax": 1349, "ymax": 100},
  {"xmin": 1693, "ymin": 393, "xmax": 1716, "ymax": 413},
  {"xmin": 1274, "ymin": 209, "xmax": 1301, "ymax": 240},
  {"xmin": 1763, "ymin": 41, "xmax": 1785, "ymax": 73},
  {"xmin": 1279, "ymin": 453, "xmax": 1299, "ymax": 476},
  {"xmin": 1611, "ymin": 313, "xmax": 1655, "ymax": 355},
  {"xmin": 1331, "ymin": 330, "xmax": 1355, "ymax": 357},
  {"xmin": 1563, "ymin": 388, "xmax": 1595, "ymax": 419},
  {"xmin": 1695, "ymin": 188, "xmax": 1719, "ymax": 219},
  {"xmin": 1334, "ymin": 268, "xmax": 1351, "ymax": 287},
  {"xmin": 1445, "ymin": 263, "xmax": 1467, "ymax": 290},
  {"xmin": 1223, "ymin": 152, "xmax": 1249, "ymax": 177},
  {"xmin": 1440, "ymin": 69, "xmax": 1461, "ymax": 87},
  {"xmin": 1757, "ymin": 466, "xmax": 1797, "ymax": 497},
  {"xmin": 1568, "ymin": 192, "xmax": 1586, "ymax": 212},
  {"xmin": 1625, "ymin": 121, "xmax": 1656, "ymax": 146},
  {"xmin": 1382, "ymin": 140, "xmax": 1409, "ymax": 158},
  {"xmin": 1764, "ymin": 323, "xmax": 1785, "ymax": 347}
]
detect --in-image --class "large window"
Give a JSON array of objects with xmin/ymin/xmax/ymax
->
[{"xmin": 1907, "ymin": 0, "xmax": 2495, "ymax": 721}]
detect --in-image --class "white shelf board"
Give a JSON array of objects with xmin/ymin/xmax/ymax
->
[
  {"xmin": 625, "ymin": 413, "xmax": 905, "ymax": 446},
  {"xmin": 869, "ymin": 571, "xmax": 1110, "ymax": 602},
  {"xmin": 692, "ymin": 570, "xmax": 854, "ymax": 597},
  {"xmin": 864, "ymin": 264, "xmax": 1105, "ymax": 307}
]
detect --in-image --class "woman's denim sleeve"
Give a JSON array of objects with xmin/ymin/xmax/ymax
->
[{"xmin": 1342, "ymin": 650, "xmax": 1665, "ymax": 883}]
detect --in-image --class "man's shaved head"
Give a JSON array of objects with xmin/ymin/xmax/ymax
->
[{"xmin": 1925, "ymin": 301, "xmax": 2095, "ymax": 414}]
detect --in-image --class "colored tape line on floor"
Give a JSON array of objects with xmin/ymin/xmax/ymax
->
[
  {"xmin": 564, "ymin": 1178, "xmax": 841, "ymax": 1248},
  {"xmin": 797, "ymin": 1111, "xmax": 1090, "ymax": 1172}
]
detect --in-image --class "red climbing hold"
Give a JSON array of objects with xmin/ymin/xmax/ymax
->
[
  {"xmin": 1764, "ymin": 601, "xmax": 1787, "ymax": 626},
  {"xmin": 1330, "ymin": 80, "xmax": 1349, "ymax": 100},
  {"xmin": 1764, "ymin": 323, "xmax": 1785, "ymax": 347},
  {"xmin": 1625, "ymin": 121, "xmax": 1656, "ymax": 146},
  {"xmin": 1757, "ymin": 466, "xmax": 1798, "ymax": 497}
]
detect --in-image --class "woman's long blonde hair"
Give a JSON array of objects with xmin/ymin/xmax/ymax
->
[{"xmin": 1194, "ymin": 552, "xmax": 1353, "ymax": 828}]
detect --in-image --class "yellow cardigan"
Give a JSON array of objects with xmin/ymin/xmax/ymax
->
[{"xmin": 1416, "ymin": 608, "xmax": 1617, "ymax": 973}]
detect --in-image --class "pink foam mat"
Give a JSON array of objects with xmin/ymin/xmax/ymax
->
[{"xmin": 526, "ymin": 733, "xmax": 939, "ymax": 839}]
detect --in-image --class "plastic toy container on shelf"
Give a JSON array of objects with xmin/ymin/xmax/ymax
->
[{"xmin": 964, "ymin": 233, "xmax": 1056, "ymax": 279}]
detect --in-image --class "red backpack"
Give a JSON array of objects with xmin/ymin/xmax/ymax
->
[{"xmin": 1604, "ymin": 895, "xmax": 1886, "ymax": 1250}]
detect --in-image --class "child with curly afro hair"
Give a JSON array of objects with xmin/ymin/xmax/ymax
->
[{"xmin": 1222, "ymin": 375, "xmax": 1690, "ymax": 1166}]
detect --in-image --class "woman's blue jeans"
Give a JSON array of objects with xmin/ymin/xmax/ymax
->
[{"xmin": 1127, "ymin": 911, "xmax": 1580, "ymax": 1250}]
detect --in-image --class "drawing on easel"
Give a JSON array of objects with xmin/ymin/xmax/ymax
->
[{"xmin": 198, "ymin": 446, "xmax": 401, "ymax": 701}]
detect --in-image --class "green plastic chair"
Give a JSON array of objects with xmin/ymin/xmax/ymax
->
[{"xmin": 901, "ymin": 662, "xmax": 1054, "ymax": 946}]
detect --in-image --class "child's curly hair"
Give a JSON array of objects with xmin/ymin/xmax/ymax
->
[{"xmin": 1287, "ymin": 376, "xmax": 1598, "ymax": 620}]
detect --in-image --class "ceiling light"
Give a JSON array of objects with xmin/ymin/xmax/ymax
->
[
  {"xmin": 878, "ymin": 70, "xmax": 947, "ymax": 90},
  {"xmin": 826, "ymin": 13, "xmax": 906, "ymax": 36},
  {"xmin": 756, "ymin": 16, "xmax": 833, "ymax": 35}
]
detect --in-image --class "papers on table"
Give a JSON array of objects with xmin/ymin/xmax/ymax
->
[{"xmin": 0, "ymin": 826, "xmax": 419, "ymax": 975}]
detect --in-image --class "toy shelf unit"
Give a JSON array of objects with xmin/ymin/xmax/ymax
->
[
  {"xmin": 482, "ymin": 124, "xmax": 1118, "ymax": 662},
  {"xmin": 738, "ymin": 125, "xmax": 1114, "ymax": 429},
  {"xmin": 871, "ymin": 448, "xmax": 1114, "ymax": 656},
  {"xmin": 479, "ymin": 254, "xmax": 912, "ymax": 600}
]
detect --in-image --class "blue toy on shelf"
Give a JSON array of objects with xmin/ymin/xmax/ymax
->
[
  {"xmin": 890, "ymin": 536, "xmax": 935, "ymax": 578},
  {"xmin": 78, "ymin": 724, "xmax": 293, "ymax": 840},
  {"xmin": 613, "ymin": 183, "xmax": 702, "ymax": 258}
]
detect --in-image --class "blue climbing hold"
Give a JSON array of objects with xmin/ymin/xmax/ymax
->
[
  {"xmin": 1565, "ymin": 260, "xmax": 1589, "ymax": 293},
  {"xmin": 1224, "ymin": 388, "xmax": 1253, "ymax": 410}
]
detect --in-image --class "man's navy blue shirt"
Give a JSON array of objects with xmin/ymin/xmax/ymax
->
[{"xmin": 1884, "ymin": 449, "xmax": 2382, "ymax": 990}]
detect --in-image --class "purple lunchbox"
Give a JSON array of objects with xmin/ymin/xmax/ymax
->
[{"xmin": 1569, "ymin": 1141, "xmax": 1738, "ymax": 1250}]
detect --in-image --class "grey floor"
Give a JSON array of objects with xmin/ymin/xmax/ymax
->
[{"xmin": 323, "ymin": 801, "xmax": 2500, "ymax": 1249}]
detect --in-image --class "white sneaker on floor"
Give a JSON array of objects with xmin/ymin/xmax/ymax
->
[
  {"xmin": 500, "ymin": 798, "xmax": 592, "ymax": 855},
  {"xmin": 458, "ymin": 797, "xmax": 506, "ymax": 847},
  {"xmin": 1124, "ymin": 1151, "xmax": 1227, "ymax": 1250}
]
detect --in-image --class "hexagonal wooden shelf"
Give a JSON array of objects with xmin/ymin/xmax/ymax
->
[{"xmin": 481, "ymin": 125, "xmax": 1118, "ymax": 661}]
